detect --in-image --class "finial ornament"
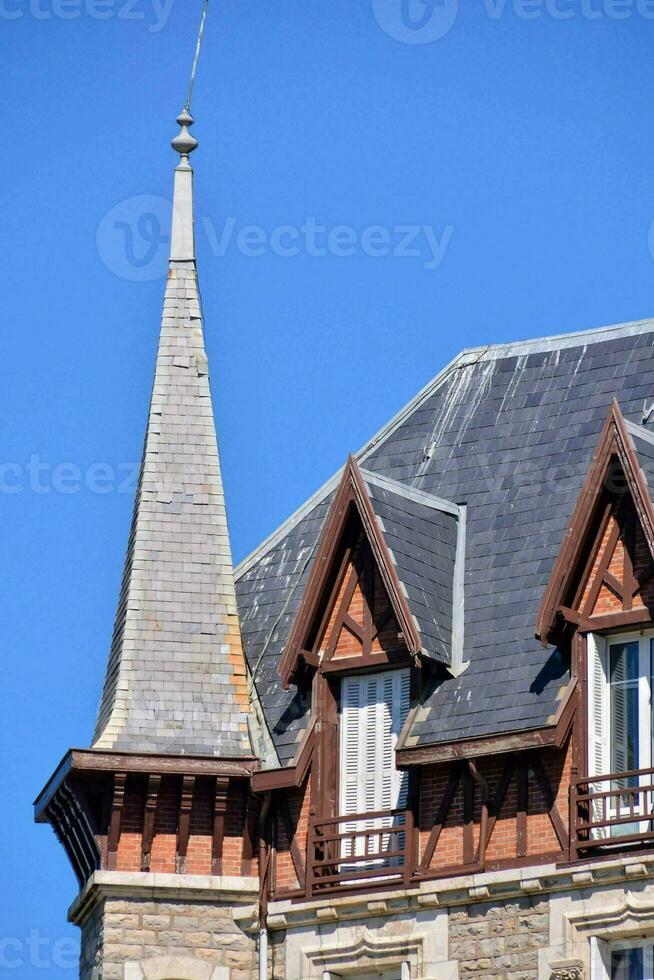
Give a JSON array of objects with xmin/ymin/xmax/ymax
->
[{"xmin": 171, "ymin": 109, "xmax": 198, "ymax": 161}]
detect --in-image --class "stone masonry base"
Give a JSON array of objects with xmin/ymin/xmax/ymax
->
[{"xmin": 68, "ymin": 858, "xmax": 654, "ymax": 979}]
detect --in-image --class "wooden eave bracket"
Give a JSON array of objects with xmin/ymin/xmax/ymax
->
[
  {"xmin": 278, "ymin": 455, "xmax": 422, "ymax": 688},
  {"xmin": 535, "ymin": 400, "xmax": 654, "ymax": 645}
]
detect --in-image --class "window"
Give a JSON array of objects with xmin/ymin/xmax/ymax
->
[
  {"xmin": 339, "ymin": 668, "xmax": 410, "ymax": 817},
  {"xmin": 338, "ymin": 668, "xmax": 410, "ymax": 866},
  {"xmin": 588, "ymin": 633, "xmax": 653, "ymax": 779},
  {"xmin": 588, "ymin": 633, "xmax": 654, "ymax": 837},
  {"xmin": 612, "ymin": 944, "xmax": 654, "ymax": 980},
  {"xmin": 592, "ymin": 937, "xmax": 654, "ymax": 980}
]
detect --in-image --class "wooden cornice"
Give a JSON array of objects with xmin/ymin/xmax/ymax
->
[
  {"xmin": 395, "ymin": 680, "xmax": 577, "ymax": 767},
  {"xmin": 251, "ymin": 723, "xmax": 316, "ymax": 793},
  {"xmin": 278, "ymin": 455, "xmax": 421, "ymax": 688},
  {"xmin": 536, "ymin": 400, "xmax": 654, "ymax": 644},
  {"xmin": 34, "ymin": 748, "xmax": 257, "ymax": 822},
  {"xmin": 558, "ymin": 605, "xmax": 654, "ymax": 634}
]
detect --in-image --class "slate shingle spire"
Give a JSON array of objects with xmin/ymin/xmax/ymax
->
[{"xmin": 93, "ymin": 111, "xmax": 253, "ymax": 757}]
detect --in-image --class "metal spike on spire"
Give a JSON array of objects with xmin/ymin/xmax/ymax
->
[
  {"xmin": 185, "ymin": 0, "xmax": 209, "ymax": 113},
  {"xmin": 171, "ymin": 0, "xmax": 209, "ymax": 160}
]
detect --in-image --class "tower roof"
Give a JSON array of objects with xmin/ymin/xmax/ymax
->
[{"xmin": 93, "ymin": 112, "xmax": 254, "ymax": 758}]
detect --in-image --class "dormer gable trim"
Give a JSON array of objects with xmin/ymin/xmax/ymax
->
[
  {"xmin": 278, "ymin": 457, "xmax": 423, "ymax": 687},
  {"xmin": 536, "ymin": 400, "xmax": 654, "ymax": 644}
]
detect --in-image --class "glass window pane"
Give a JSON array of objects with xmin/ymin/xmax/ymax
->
[
  {"xmin": 610, "ymin": 641, "xmax": 640, "ymax": 780},
  {"xmin": 611, "ymin": 946, "xmax": 644, "ymax": 980}
]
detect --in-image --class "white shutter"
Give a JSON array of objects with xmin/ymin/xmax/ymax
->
[
  {"xmin": 381, "ymin": 672, "xmax": 395, "ymax": 813},
  {"xmin": 587, "ymin": 634, "xmax": 610, "ymax": 837},
  {"xmin": 365, "ymin": 674, "xmax": 381, "ymax": 816},
  {"xmin": 396, "ymin": 669, "xmax": 411, "ymax": 809},
  {"xmin": 339, "ymin": 668, "xmax": 411, "ymax": 816},
  {"xmin": 339, "ymin": 669, "xmax": 412, "ymax": 869},
  {"xmin": 590, "ymin": 937, "xmax": 610, "ymax": 980},
  {"xmin": 340, "ymin": 677, "xmax": 362, "ymax": 817}
]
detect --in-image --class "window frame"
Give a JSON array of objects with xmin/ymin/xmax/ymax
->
[
  {"xmin": 588, "ymin": 631, "xmax": 654, "ymax": 780},
  {"xmin": 591, "ymin": 936, "xmax": 654, "ymax": 980}
]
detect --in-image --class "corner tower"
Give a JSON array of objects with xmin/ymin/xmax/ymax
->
[{"xmin": 35, "ymin": 106, "xmax": 262, "ymax": 980}]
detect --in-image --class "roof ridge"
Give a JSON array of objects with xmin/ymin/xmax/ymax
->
[
  {"xmin": 471, "ymin": 316, "xmax": 654, "ymax": 360},
  {"xmin": 236, "ymin": 317, "xmax": 654, "ymax": 582}
]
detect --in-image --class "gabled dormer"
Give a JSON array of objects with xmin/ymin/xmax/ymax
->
[
  {"xmin": 537, "ymin": 400, "xmax": 654, "ymax": 859},
  {"xmin": 278, "ymin": 456, "xmax": 466, "ymax": 687},
  {"xmin": 537, "ymin": 400, "xmax": 654, "ymax": 643}
]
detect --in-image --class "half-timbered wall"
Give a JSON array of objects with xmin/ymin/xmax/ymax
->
[
  {"xmin": 274, "ymin": 776, "xmax": 312, "ymax": 893},
  {"xmin": 76, "ymin": 774, "xmax": 257, "ymax": 879}
]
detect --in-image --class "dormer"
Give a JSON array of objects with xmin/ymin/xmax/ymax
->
[{"xmin": 278, "ymin": 456, "xmax": 466, "ymax": 688}]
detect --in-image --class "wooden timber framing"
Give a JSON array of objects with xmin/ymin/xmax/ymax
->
[
  {"xmin": 251, "ymin": 722, "xmax": 316, "ymax": 793},
  {"xmin": 268, "ymin": 743, "xmax": 572, "ymax": 900},
  {"xmin": 278, "ymin": 455, "xmax": 421, "ymax": 687},
  {"xmin": 45, "ymin": 782, "xmax": 101, "ymax": 886},
  {"xmin": 241, "ymin": 785, "xmax": 259, "ymax": 875},
  {"xmin": 536, "ymin": 399, "xmax": 654, "ymax": 644},
  {"xmin": 34, "ymin": 748, "xmax": 257, "ymax": 823},
  {"xmin": 212, "ymin": 776, "xmax": 230, "ymax": 875},
  {"xmin": 106, "ymin": 772, "xmax": 127, "ymax": 871},
  {"xmin": 141, "ymin": 773, "xmax": 161, "ymax": 872},
  {"xmin": 176, "ymin": 775, "xmax": 195, "ymax": 874},
  {"xmin": 36, "ymin": 766, "xmax": 254, "ymax": 882}
]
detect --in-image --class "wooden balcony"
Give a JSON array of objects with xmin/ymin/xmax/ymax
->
[
  {"xmin": 307, "ymin": 807, "xmax": 413, "ymax": 896},
  {"xmin": 571, "ymin": 766, "xmax": 654, "ymax": 858}
]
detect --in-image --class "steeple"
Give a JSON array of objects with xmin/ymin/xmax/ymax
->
[{"xmin": 92, "ymin": 109, "xmax": 254, "ymax": 757}]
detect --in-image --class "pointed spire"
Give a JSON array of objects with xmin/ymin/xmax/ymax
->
[{"xmin": 92, "ymin": 105, "xmax": 254, "ymax": 758}]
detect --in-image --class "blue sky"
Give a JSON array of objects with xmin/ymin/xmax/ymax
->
[{"xmin": 3, "ymin": 0, "xmax": 654, "ymax": 974}]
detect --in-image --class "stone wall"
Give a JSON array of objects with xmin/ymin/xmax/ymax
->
[
  {"xmin": 449, "ymin": 897, "xmax": 549, "ymax": 979},
  {"xmin": 71, "ymin": 857, "xmax": 654, "ymax": 979},
  {"xmin": 80, "ymin": 897, "xmax": 257, "ymax": 980},
  {"xmin": 71, "ymin": 873, "xmax": 259, "ymax": 980},
  {"xmin": 266, "ymin": 853, "xmax": 654, "ymax": 980}
]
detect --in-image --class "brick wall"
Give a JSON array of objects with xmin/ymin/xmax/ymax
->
[
  {"xmin": 274, "ymin": 775, "xmax": 312, "ymax": 893},
  {"xmin": 418, "ymin": 740, "xmax": 571, "ymax": 873},
  {"xmin": 581, "ymin": 504, "xmax": 654, "ymax": 616},
  {"xmin": 111, "ymin": 775, "xmax": 254, "ymax": 877},
  {"xmin": 326, "ymin": 542, "xmax": 402, "ymax": 660}
]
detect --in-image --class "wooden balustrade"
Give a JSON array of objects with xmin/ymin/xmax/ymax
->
[
  {"xmin": 307, "ymin": 807, "xmax": 411, "ymax": 896},
  {"xmin": 571, "ymin": 766, "xmax": 654, "ymax": 858}
]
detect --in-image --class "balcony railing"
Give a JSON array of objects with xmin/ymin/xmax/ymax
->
[
  {"xmin": 307, "ymin": 807, "xmax": 412, "ymax": 896},
  {"xmin": 572, "ymin": 766, "xmax": 654, "ymax": 857}
]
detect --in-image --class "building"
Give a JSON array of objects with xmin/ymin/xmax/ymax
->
[{"xmin": 34, "ymin": 107, "xmax": 654, "ymax": 980}]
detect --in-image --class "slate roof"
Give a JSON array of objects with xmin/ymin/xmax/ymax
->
[
  {"xmin": 237, "ymin": 320, "xmax": 654, "ymax": 765},
  {"xmin": 361, "ymin": 470, "xmax": 462, "ymax": 669}
]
